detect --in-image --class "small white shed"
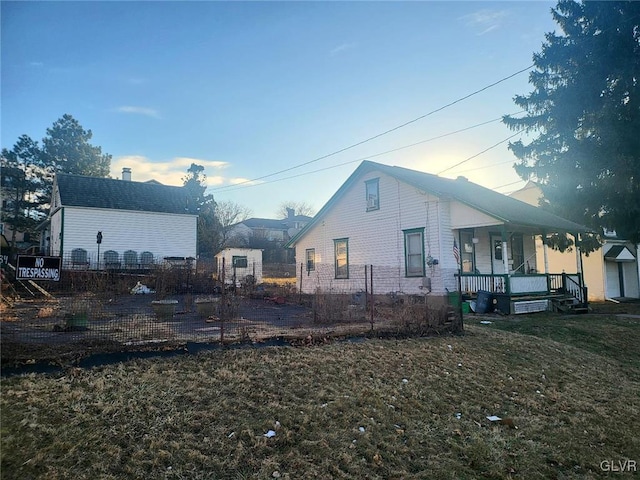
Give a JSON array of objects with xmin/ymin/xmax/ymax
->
[{"xmin": 214, "ymin": 248, "xmax": 263, "ymax": 285}]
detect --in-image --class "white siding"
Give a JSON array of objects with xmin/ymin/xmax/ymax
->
[
  {"xmin": 54, "ymin": 206, "xmax": 196, "ymax": 267},
  {"xmin": 214, "ymin": 248, "xmax": 263, "ymax": 284},
  {"xmin": 295, "ymin": 171, "xmax": 454, "ymax": 295},
  {"xmin": 450, "ymin": 201, "xmax": 502, "ymax": 229}
]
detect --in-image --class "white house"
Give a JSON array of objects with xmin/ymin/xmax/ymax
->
[
  {"xmin": 46, "ymin": 169, "xmax": 198, "ymax": 269},
  {"xmin": 214, "ymin": 247, "xmax": 263, "ymax": 285},
  {"xmin": 511, "ymin": 181, "xmax": 639, "ymax": 301},
  {"xmin": 286, "ymin": 161, "xmax": 592, "ymax": 312}
]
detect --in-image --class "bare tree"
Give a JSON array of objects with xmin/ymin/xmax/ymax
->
[
  {"xmin": 276, "ymin": 201, "xmax": 316, "ymax": 219},
  {"xmin": 213, "ymin": 200, "xmax": 252, "ymax": 252}
]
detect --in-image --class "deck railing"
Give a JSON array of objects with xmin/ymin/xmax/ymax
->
[{"xmin": 458, "ymin": 272, "xmax": 586, "ymax": 304}]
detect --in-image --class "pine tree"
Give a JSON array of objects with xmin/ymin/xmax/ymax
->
[{"xmin": 503, "ymin": 0, "xmax": 640, "ymax": 245}]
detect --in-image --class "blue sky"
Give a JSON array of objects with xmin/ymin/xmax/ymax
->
[{"xmin": 2, "ymin": 1, "xmax": 556, "ymax": 218}]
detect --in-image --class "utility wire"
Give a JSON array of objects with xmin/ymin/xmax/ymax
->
[
  {"xmin": 436, "ymin": 128, "xmax": 528, "ymax": 175},
  {"xmin": 212, "ymin": 65, "xmax": 534, "ymax": 191},
  {"xmin": 215, "ymin": 113, "xmax": 525, "ymax": 193}
]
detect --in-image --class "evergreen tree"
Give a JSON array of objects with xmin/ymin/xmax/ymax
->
[
  {"xmin": 503, "ymin": 0, "xmax": 640, "ymax": 246},
  {"xmin": 42, "ymin": 114, "xmax": 111, "ymax": 177},
  {"xmin": 182, "ymin": 163, "xmax": 219, "ymax": 257}
]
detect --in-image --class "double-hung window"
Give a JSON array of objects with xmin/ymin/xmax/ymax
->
[
  {"xmin": 334, "ymin": 238, "xmax": 349, "ymax": 279},
  {"xmin": 306, "ymin": 248, "xmax": 315, "ymax": 273},
  {"xmin": 365, "ymin": 178, "xmax": 380, "ymax": 211},
  {"xmin": 404, "ymin": 228, "xmax": 425, "ymax": 277}
]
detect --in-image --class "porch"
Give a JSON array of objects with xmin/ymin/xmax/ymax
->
[{"xmin": 457, "ymin": 272, "xmax": 588, "ymax": 314}]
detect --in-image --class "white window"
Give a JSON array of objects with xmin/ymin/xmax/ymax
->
[
  {"xmin": 306, "ymin": 248, "xmax": 315, "ymax": 272},
  {"xmin": 404, "ymin": 228, "xmax": 425, "ymax": 277},
  {"xmin": 365, "ymin": 178, "xmax": 380, "ymax": 211},
  {"xmin": 334, "ymin": 238, "xmax": 349, "ymax": 279}
]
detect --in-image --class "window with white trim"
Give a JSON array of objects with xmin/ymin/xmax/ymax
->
[
  {"xmin": 334, "ymin": 238, "xmax": 349, "ymax": 279},
  {"xmin": 404, "ymin": 228, "xmax": 425, "ymax": 277},
  {"xmin": 306, "ymin": 248, "xmax": 315, "ymax": 272},
  {"xmin": 365, "ymin": 178, "xmax": 380, "ymax": 211}
]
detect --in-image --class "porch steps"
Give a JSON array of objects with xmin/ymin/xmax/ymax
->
[{"xmin": 551, "ymin": 295, "xmax": 589, "ymax": 314}]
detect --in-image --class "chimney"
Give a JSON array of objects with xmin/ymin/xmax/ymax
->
[
  {"xmin": 286, "ymin": 207, "xmax": 295, "ymax": 219},
  {"xmin": 122, "ymin": 167, "xmax": 132, "ymax": 181}
]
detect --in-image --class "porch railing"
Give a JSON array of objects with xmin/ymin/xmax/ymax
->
[{"xmin": 458, "ymin": 272, "xmax": 587, "ymax": 305}]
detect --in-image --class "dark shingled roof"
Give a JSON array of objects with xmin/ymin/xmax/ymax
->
[
  {"xmin": 242, "ymin": 218, "xmax": 289, "ymax": 230},
  {"xmin": 287, "ymin": 161, "xmax": 591, "ymax": 247},
  {"xmin": 55, "ymin": 173, "xmax": 198, "ymax": 215}
]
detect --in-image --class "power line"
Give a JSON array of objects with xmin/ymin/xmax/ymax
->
[
  {"xmin": 436, "ymin": 128, "xmax": 528, "ymax": 175},
  {"xmin": 214, "ymin": 112, "xmax": 525, "ymax": 193},
  {"xmin": 212, "ymin": 65, "xmax": 534, "ymax": 191}
]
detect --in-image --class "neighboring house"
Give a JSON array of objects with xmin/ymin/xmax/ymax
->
[
  {"xmin": 214, "ymin": 247, "xmax": 263, "ymax": 286},
  {"xmin": 44, "ymin": 168, "xmax": 198, "ymax": 269},
  {"xmin": 286, "ymin": 161, "xmax": 592, "ymax": 313},
  {"xmin": 228, "ymin": 209, "xmax": 312, "ymax": 263},
  {"xmin": 510, "ymin": 181, "xmax": 639, "ymax": 301}
]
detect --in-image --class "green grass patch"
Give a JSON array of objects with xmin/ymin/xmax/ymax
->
[
  {"xmin": 2, "ymin": 312, "xmax": 640, "ymax": 479},
  {"xmin": 466, "ymin": 310, "xmax": 640, "ymax": 379}
]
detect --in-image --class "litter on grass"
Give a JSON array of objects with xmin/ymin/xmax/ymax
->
[
  {"xmin": 480, "ymin": 320, "xmax": 493, "ymax": 325},
  {"xmin": 264, "ymin": 430, "xmax": 276, "ymax": 438},
  {"xmin": 130, "ymin": 282, "xmax": 155, "ymax": 294},
  {"xmin": 487, "ymin": 415, "xmax": 502, "ymax": 422}
]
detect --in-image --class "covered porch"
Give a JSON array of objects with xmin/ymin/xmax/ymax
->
[{"xmin": 451, "ymin": 222, "xmax": 589, "ymax": 314}]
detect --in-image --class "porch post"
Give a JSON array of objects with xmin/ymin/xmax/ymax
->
[
  {"xmin": 575, "ymin": 233, "xmax": 583, "ymax": 275},
  {"xmin": 542, "ymin": 231, "xmax": 549, "ymax": 274},
  {"xmin": 501, "ymin": 227, "xmax": 509, "ymax": 274}
]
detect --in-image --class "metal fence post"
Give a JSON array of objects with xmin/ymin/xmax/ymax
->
[{"xmin": 370, "ymin": 264, "xmax": 374, "ymax": 331}]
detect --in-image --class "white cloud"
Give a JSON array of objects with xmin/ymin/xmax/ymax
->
[
  {"xmin": 115, "ymin": 106, "xmax": 161, "ymax": 118},
  {"xmin": 460, "ymin": 9, "xmax": 509, "ymax": 35},
  {"xmin": 29, "ymin": 61, "xmax": 44, "ymax": 67},
  {"xmin": 228, "ymin": 177, "xmax": 263, "ymax": 187},
  {"xmin": 111, "ymin": 155, "xmax": 235, "ymax": 188},
  {"xmin": 173, "ymin": 157, "xmax": 230, "ymax": 170},
  {"xmin": 330, "ymin": 42, "xmax": 356, "ymax": 56}
]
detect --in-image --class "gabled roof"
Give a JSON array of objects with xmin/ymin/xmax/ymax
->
[
  {"xmin": 239, "ymin": 215, "xmax": 312, "ymax": 230},
  {"xmin": 287, "ymin": 161, "xmax": 591, "ymax": 247},
  {"xmin": 604, "ymin": 245, "xmax": 636, "ymax": 262},
  {"xmin": 54, "ymin": 173, "xmax": 198, "ymax": 215},
  {"xmin": 241, "ymin": 218, "xmax": 290, "ymax": 230}
]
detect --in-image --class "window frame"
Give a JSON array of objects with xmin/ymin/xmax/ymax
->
[
  {"xmin": 403, "ymin": 228, "xmax": 426, "ymax": 277},
  {"xmin": 365, "ymin": 178, "xmax": 380, "ymax": 211},
  {"xmin": 305, "ymin": 248, "xmax": 315, "ymax": 273},
  {"xmin": 334, "ymin": 238, "xmax": 349, "ymax": 279},
  {"xmin": 232, "ymin": 255, "xmax": 248, "ymax": 268},
  {"xmin": 459, "ymin": 229, "xmax": 475, "ymax": 273}
]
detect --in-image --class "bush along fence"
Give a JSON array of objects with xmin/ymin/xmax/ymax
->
[{"xmin": 0, "ymin": 260, "xmax": 463, "ymax": 365}]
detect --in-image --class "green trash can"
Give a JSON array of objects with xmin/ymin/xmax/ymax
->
[{"xmin": 448, "ymin": 291, "xmax": 461, "ymax": 307}]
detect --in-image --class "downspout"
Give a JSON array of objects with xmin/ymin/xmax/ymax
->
[{"xmin": 59, "ymin": 207, "xmax": 64, "ymax": 260}]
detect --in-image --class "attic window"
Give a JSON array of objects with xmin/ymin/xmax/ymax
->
[{"xmin": 365, "ymin": 178, "xmax": 380, "ymax": 211}]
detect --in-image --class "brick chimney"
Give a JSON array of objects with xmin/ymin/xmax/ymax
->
[{"xmin": 122, "ymin": 167, "xmax": 132, "ymax": 181}]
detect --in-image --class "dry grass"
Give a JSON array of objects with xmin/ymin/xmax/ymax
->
[
  {"xmin": 2, "ymin": 313, "xmax": 639, "ymax": 479},
  {"xmin": 261, "ymin": 277, "xmax": 297, "ymax": 288}
]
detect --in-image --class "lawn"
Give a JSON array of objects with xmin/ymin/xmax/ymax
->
[{"xmin": 2, "ymin": 310, "xmax": 639, "ymax": 479}]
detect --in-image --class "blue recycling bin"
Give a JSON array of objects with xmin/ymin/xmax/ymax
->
[{"xmin": 476, "ymin": 290, "xmax": 494, "ymax": 314}]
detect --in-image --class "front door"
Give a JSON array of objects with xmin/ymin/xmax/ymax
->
[{"xmin": 490, "ymin": 234, "xmax": 505, "ymax": 274}]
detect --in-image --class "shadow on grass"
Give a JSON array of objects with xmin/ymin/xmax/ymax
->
[{"xmin": 466, "ymin": 309, "xmax": 640, "ymax": 379}]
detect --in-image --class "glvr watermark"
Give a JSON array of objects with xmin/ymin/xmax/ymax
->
[{"xmin": 600, "ymin": 459, "xmax": 637, "ymax": 473}]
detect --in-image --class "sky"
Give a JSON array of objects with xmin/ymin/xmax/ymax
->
[{"xmin": 2, "ymin": 1, "xmax": 558, "ymax": 219}]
